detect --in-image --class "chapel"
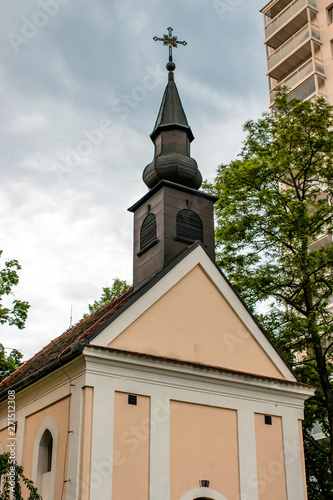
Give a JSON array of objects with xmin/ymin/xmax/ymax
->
[{"xmin": 0, "ymin": 29, "xmax": 313, "ymax": 500}]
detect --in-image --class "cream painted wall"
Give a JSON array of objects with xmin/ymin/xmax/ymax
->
[
  {"xmin": 22, "ymin": 396, "xmax": 71, "ymax": 500},
  {"xmin": 0, "ymin": 426, "xmax": 8, "ymax": 450},
  {"xmin": 170, "ymin": 401, "xmax": 239, "ymax": 500},
  {"xmin": 112, "ymin": 392, "xmax": 150, "ymax": 500},
  {"xmin": 109, "ymin": 265, "xmax": 285, "ymax": 380},
  {"xmin": 255, "ymin": 413, "xmax": 287, "ymax": 500}
]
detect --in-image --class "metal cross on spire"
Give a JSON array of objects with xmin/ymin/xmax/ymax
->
[{"xmin": 153, "ymin": 27, "xmax": 187, "ymax": 63}]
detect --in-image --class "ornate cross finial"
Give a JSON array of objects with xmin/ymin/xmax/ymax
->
[{"xmin": 153, "ymin": 27, "xmax": 187, "ymax": 63}]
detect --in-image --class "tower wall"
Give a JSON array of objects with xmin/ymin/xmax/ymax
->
[{"xmin": 129, "ymin": 181, "xmax": 217, "ymax": 288}]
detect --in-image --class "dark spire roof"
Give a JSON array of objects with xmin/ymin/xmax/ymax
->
[
  {"xmin": 143, "ymin": 65, "xmax": 202, "ymax": 190},
  {"xmin": 150, "ymin": 71, "xmax": 194, "ymax": 142}
]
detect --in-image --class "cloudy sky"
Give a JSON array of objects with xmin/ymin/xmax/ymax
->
[{"xmin": 1, "ymin": 0, "xmax": 269, "ymax": 360}]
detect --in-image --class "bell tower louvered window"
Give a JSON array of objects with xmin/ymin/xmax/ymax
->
[
  {"xmin": 176, "ymin": 209, "xmax": 203, "ymax": 244},
  {"xmin": 139, "ymin": 213, "xmax": 158, "ymax": 254}
]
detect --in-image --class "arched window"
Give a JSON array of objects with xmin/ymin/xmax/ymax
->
[
  {"xmin": 32, "ymin": 418, "xmax": 58, "ymax": 500},
  {"xmin": 38, "ymin": 429, "xmax": 53, "ymax": 474},
  {"xmin": 176, "ymin": 209, "xmax": 203, "ymax": 244},
  {"xmin": 180, "ymin": 488, "xmax": 227, "ymax": 500},
  {"xmin": 37, "ymin": 429, "xmax": 53, "ymax": 499},
  {"xmin": 139, "ymin": 213, "xmax": 158, "ymax": 253}
]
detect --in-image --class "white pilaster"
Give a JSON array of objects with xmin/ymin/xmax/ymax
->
[
  {"xmin": 149, "ymin": 394, "xmax": 170, "ymax": 500},
  {"xmin": 282, "ymin": 411, "xmax": 305, "ymax": 500},
  {"xmin": 65, "ymin": 374, "xmax": 85, "ymax": 500},
  {"xmin": 89, "ymin": 375, "xmax": 115, "ymax": 500},
  {"xmin": 15, "ymin": 413, "xmax": 25, "ymax": 466},
  {"xmin": 238, "ymin": 408, "xmax": 259, "ymax": 500}
]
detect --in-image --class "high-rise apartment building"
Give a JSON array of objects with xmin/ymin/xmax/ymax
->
[
  {"xmin": 261, "ymin": 0, "xmax": 333, "ymax": 314},
  {"xmin": 261, "ymin": 0, "xmax": 333, "ymax": 106}
]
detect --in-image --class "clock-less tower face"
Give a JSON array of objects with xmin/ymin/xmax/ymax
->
[{"xmin": 129, "ymin": 181, "xmax": 216, "ymax": 288}]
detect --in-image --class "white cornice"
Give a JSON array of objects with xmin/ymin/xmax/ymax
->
[{"xmin": 83, "ymin": 345, "xmax": 314, "ymax": 407}]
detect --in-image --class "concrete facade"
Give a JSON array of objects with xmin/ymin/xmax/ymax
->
[{"xmin": 261, "ymin": 0, "xmax": 333, "ymax": 105}]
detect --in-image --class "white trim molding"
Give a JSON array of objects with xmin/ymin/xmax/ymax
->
[{"xmin": 180, "ymin": 487, "xmax": 227, "ymax": 500}]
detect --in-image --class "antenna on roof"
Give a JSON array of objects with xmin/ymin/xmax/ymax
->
[{"xmin": 70, "ymin": 305, "xmax": 73, "ymax": 328}]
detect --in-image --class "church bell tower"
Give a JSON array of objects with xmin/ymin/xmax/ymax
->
[{"xmin": 129, "ymin": 28, "xmax": 218, "ymax": 288}]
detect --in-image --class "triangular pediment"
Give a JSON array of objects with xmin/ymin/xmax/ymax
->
[{"xmin": 92, "ymin": 245, "xmax": 295, "ymax": 382}]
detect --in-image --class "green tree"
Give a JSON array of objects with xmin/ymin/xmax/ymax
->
[
  {"xmin": 0, "ymin": 250, "xmax": 28, "ymax": 381},
  {"xmin": 0, "ymin": 453, "xmax": 42, "ymax": 499},
  {"xmin": 0, "ymin": 344, "xmax": 23, "ymax": 382},
  {"xmin": 0, "ymin": 250, "xmax": 30, "ymax": 330},
  {"xmin": 87, "ymin": 278, "xmax": 130, "ymax": 315},
  {"xmin": 207, "ymin": 90, "xmax": 333, "ymax": 497}
]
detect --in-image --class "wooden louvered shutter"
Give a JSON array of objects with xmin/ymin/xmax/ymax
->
[
  {"xmin": 176, "ymin": 209, "xmax": 203, "ymax": 243},
  {"xmin": 140, "ymin": 213, "xmax": 157, "ymax": 252}
]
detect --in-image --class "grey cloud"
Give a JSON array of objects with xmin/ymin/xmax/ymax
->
[{"xmin": 1, "ymin": 0, "xmax": 268, "ymax": 358}]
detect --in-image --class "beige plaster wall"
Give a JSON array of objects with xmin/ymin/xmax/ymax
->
[
  {"xmin": 110, "ymin": 265, "xmax": 285, "ymax": 379},
  {"xmin": 0, "ymin": 426, "xmax": 8, "ymax": 448},
  {"xmin": 112, "ymin": 392, "xmax": 150, "ymax": 500},
  {"xmin": 170, "ymin": 400, "xmax": 239, "ymax": 500},
  {"xmin": 255, "ymin": 413, "xmax": 287, "ymax": 500},
  {"xmin": 22, "ymin": 396, "xmax": 71, "ymax": 500}
]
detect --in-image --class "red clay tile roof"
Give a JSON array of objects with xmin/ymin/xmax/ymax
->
[
  {"xmin": 0, "ymin": 243, "xmax": 201, "ymax": 399},
  {"xmin": 0, "ymin": 287, "xmax": 136, "ymax": 397}
]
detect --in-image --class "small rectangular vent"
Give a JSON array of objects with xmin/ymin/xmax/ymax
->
[
  {"xmin": 128, "ymin": 394, "xmax": 137, "ymax": 406},
  {"xmin": 199, "ymin": 479, "xmax": 210, "ymax": 488},
  {"xmin": 265, "ymin": 415, "xmax": 272, "ymax": 425}
]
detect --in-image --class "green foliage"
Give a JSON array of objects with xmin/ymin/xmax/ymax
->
[
  {"xmin": 0, "ymin": 453, "xmax": 42, "ymax": 499},
  {"xmin": 86, "ymin": 278, "xmax": 130, "ymax": 315},
  {"xmin": 0, "ymin": 251, "xmax": 30, "ymax": 330},
  {"xmin": 0, "ymin": 344, "xmax": 23, "ymax": 382},
  {"xmin": 207, "ymin": 90, "xmax": 333, "ymax": 495}
]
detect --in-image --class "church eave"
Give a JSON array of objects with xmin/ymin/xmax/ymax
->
[
  {"xmin": 150, "ymin": 123, "xmax": 194, "ymax": 143},
  {"xmin": 83, "ymin": 344, "xmax": 315, "ymax": 393},
  {"xmin": 0, "ymin": 343, "xmax": 84, "ymax": 403},
  {"xmin": 128, "ymin": 179, "xmax": 218, "ymax": 213}
]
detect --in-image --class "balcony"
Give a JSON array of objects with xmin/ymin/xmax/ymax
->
[
  {"xmin": 267, "ymin": 24, "xmax": 321, "ymax": 80},
  {"xmin": 265, "ymin": 0, "xmax": 317, "ymax": 49},
  {"xmin": 269, "ymin": 58, "xmax": 325, "ymax": 103}
]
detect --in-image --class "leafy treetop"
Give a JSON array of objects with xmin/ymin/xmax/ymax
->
[
  {"xmin": 86, "ymin": 278, "xmax": 130, "ymax": 315},
  {"xmin": 206, "ymin": 89, "xmax": 333, "ymax": 498},
  {"xmin": 0, "ymin": 250, "xmax": 30, "ymax": 330}
]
